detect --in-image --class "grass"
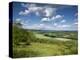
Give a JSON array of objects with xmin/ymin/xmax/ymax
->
[
  {"xmin": 13, "ymin": 40, "xmax": 78, "ymax": 58},
  {"xmin": 12, "ymin": 25, "xmax": 78, "ymax": 58}
]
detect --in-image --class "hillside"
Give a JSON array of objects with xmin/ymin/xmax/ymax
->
[{"xmin": 12, "ymin": 26, "xmax": 78, "ymax": 58}]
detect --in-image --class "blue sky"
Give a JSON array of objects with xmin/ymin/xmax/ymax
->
[{"xmin": 12, "ymin": 2, "xmax": 78, "ymax": 31}]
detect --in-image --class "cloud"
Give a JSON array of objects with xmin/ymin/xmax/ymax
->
[
  {"xmin": 19, "ymin": 10, "xmax": 30, "ymax": 15},
  {"xmin": 15, "ymin": 18, "xmax": 22, "ymax": 23},
  {"xmin": 62, "ymin": 25, "xmax": 70, "ymax": 27},
  {"xmin": 41, "ymin": 18, "xmax": 50, "ymax": 22},
  {"xmin": 36, "ymin": 24, "xmax": 54, "ymax": 30},
  {"xmin": 20, "ymin": 3, "xmax": 62, "ymax": 24},
  {"xmin": 51, "ymin": 15, "xmax": 63, "ymax": 20},
  {"xmin": 41, "ymin": 14, "xmax": 64, "ymax": 22},
  {"xmin": 51, "ymin": 15, "xmax": 64, "ymax": 20},
  {"xmin": 53, "ymin": 23, "xmax": 57, "ymax": 26},
  {"xmin": 23, "ymin": 22, "xmax": 77, "ymax": 31},
  {"xmin": 57, "ymin": 24, "xmax": 70, "ymax": 28},
  {"xmin": 51, "ymin": 16, "xmax": 55, "ymax": 20},
  {"xmin": 23, "ymin": 23, "xmax": 54, "ymax": 30},
  {"xmin": 56, "ymin": 15, "xmax": 63, "ymax": 19},
  {"xmin": 44, "ymin": 8, "xmax": 52, "ymax": 17},
  {"xmin": 34, "ymin": 24, "xmax": 45, "ymax": 28},
  {"xmin": 33, "ymin": 24, "xmax": 71, "ymax": 30},
  {"xmin": 55, "ymin": 15, "xmax": 61, "ymax": 19},
  {"xmin": 20, "ymin": 4, "xmax": 44, "ymax": 16},
  {"xmin": 60, "ymin": 19, "xmax": 66, "ymax": 23},
  {"xmin": 20, "ymin": 3, "xmax": 44, "ymax": 15},
  {"xmin": 43, "ymin": 7, "xmax": 56, "ymax": 17},
  {"xmin": 20, "ymin": 3, "xmax": 57, "ymax": 17},
  {"xmin": 24, "ymin": 23, "xmax": 46, "ymax": 30}
]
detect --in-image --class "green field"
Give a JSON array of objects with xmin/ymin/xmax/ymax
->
[{"xmin": 13, "ymin": 26, "xmax": 78, "ymax": 58}]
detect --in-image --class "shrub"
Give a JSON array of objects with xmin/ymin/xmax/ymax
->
[{"xmin": 13, "ymin": 26, "xmax": 36, "ymax": 46}]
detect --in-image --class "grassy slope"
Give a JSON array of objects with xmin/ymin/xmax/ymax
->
[{"xmin": 13, "ymin": 26, "xmax": 78, "ymax": 58}]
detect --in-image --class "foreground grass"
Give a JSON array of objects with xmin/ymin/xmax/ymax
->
[{"xmin": 13, "ymin": 41, "xmax": 78, "ymax": 58}]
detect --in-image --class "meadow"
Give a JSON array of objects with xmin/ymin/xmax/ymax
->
[{"xmin": 13, "ymin": 25, "xmax": 78, "ymax": 58}]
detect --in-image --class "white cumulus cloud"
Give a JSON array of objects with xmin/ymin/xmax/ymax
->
[
  {"xmin": 41, "ymin": 18, "xmax": 50, "ymax": 22},
  {"xmin": 51, "ymin": 15, "xmax": 63, "ymax": 20},
  {"xmin": 20, "ymin": 3, "xmax": 57, "ymax": 18},
  {"xmin": 55, "ymin": 15, "xmax": 63, "ymax": 19}
]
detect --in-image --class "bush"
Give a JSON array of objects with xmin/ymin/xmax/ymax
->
[{"xmin": 13, "ymin": 26, "xmax": 36, "ymax": 46}]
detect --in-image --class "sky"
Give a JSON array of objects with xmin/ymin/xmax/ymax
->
[{"xmin": 11, "ymin": 2, "xmax": 78, "ymax": 31}]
